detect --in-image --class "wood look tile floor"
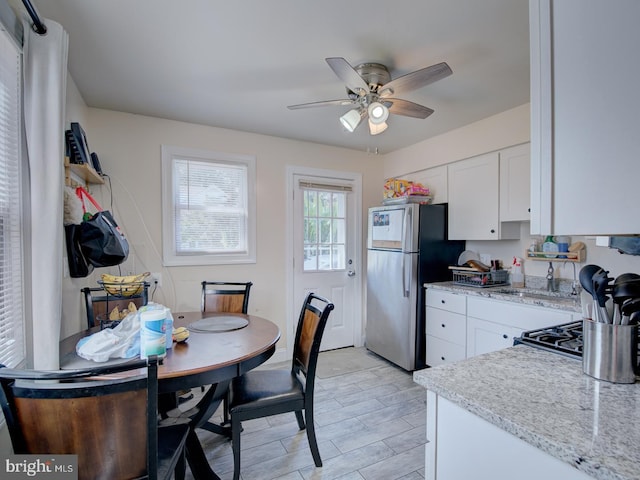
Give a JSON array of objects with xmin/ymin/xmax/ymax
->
[{"xmin": 184, "ymin": 347, "xmax": 426, "ymax": 480}]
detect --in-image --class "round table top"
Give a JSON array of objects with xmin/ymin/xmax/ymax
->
[{"xmin": 60, "ymin": 312, "xmax": 281, "ymax": 392}]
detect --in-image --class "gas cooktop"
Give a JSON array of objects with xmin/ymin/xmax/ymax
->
[{"xmin": 513, "ymin": 321, "xmax": 584, "ymax": 359}]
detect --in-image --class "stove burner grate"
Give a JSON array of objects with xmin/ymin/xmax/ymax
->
[{"xmin": 513, "ymin": 321, "xmax": 585, "ymax": 359}]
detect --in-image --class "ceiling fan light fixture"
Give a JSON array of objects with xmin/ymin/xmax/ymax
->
[
  {"xmin": 368, "ymin": 119, "xmax": 388, "ymax": 136},
  {"xmin": 368, "ymin": 102, "xmax": 389, "ymax": 125},
  {"xmin": 339, "ymin": 108, "xmax": 364, "ymax": 132}
]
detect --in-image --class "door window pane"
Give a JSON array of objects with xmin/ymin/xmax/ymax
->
[{"xmin": 302, "ymin": 189, "xmax": 346, "ymax": 272}]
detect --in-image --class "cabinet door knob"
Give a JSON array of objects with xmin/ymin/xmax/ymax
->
[
  {"xmin": 441, "ymin": 356, "xmax": 445, "ymax": 361},
  {"xmin": 502, "ymin": 334, "xmax": 508, "ymax": 339},
  {"xmin": 490, "ymin": 229, "xmax": 496, "ymax": 234},
  {"xmin": 441, "ymin": 324, "xmax": 446, "ymax": 328},
  {"xmin": 441, "ymin": 299, "xmax": 445, "ymax": 304},
  {"xmin": 528, "ymin": 207, "xmax": 531, "ymax": 213}
]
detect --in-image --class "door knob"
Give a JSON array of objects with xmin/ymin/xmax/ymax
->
[{"xmin": 347, "ymin": 270, "xmax": 356, "ymax": 277}]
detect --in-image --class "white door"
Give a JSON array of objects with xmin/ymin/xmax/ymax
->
[{"xmin": 289, "ymin": 168, "xmax": 362, "ymax": 352}]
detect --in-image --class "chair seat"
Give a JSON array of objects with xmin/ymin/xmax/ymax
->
[
  {"xmin": 230, "ymin": 370, "xmax": 304, "ymax": 415},
  {"xmin": 157, "ymin": 424, "xmax": 189, "ymax": 480}
]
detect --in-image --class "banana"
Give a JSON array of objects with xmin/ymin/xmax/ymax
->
[
  {"xmin": 101, "ymin": 272, "xmax": 150, "ymax": 284},
  {"xmin": 128, "ymin": 302, "xmax": 137, "ymax": 313},
  {"xmin": 101, "ymin": 272, "xmax": 150, "ymax": 296},
  {"xmin": 172, "ymin": 327, "xmax": 189, "ymax": 343},
  {"xmin": 109, "ymin": 306, "xmax": 120, "ymax": 320}
]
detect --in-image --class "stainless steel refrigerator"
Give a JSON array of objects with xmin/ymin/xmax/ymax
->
[{"xmin": 365, "ymin": 203, "xmax": 465, "ymax": 371}]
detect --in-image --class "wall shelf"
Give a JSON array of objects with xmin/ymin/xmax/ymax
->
[
  {"xmin": 525, "ymin": 249, "xmax": 585, "ymax": 263},
  {"xmin": 64, "ymin": 157, "xmax": 104, "ymax": 187}
]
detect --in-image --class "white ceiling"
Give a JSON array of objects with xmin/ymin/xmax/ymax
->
[{"xmin": 26, "ymin": 0, "xmax": 530, "ymax": 154}]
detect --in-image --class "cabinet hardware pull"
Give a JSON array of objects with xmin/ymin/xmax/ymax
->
[
  {"xmin": 490, "ymin": 229, "xmax": 496, "ymax": 234},
  {"xmin": 441, "ymin": 324, "xmax": 445, "ymax": 328},
  {"xmin": 502, "ymin": 334, "xmax": 508, "ymax": 339},
  {"xmin": 441, "ymin": 356, "xmax": 445, "ymax": 361},
  {"xmin": 441, "ymin": 299, "xmax": 445, "ymax": 303}
]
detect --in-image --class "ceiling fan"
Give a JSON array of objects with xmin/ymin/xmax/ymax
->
[{"xmin": 287, "ymin": 57, "xmax": 452, "ymax": 135}]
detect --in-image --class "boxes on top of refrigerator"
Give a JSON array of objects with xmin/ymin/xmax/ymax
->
[{"xmin": 383, "ymin": 178, "xmax": 431, "ymax": 204}]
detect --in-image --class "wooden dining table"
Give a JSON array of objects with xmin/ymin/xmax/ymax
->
[{"xmin": 60, "ymin": 311, "xmax": 281, "ymax": 480}]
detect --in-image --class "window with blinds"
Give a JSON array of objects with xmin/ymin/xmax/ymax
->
[
  {"xmin": 161, "ymin": 146, "xmax": 256, "ymax": 266},
  {"xmin": 0, "ymin": 28, "xmax": 25, "ymax": 367}
]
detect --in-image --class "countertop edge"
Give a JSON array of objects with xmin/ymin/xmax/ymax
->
[
  {"xmin": 425, "ymin": 281, "xmax": 582, "ymax": 313},
  {"xmin": 413, "ymin": 347, "xmax": 635, "ymax": 480},
  {"xmin": 414, "ymin": 370, "xmax": 603, "ymax": 479}
]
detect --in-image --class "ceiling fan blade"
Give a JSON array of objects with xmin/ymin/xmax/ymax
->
[
  {"xmin": 287, "ymin": 99, "xmax": 355, "ymax": 110},
  {"xmin": 379, "ymin": 62, "xmax": 452, "ymax": 97},
  {"xmin": 325, "ymin": 57, "xmax": 370, "ymax": 96},
  {"xmin": 386, "ymin": 98, "xmax": 434, "ymax": 119}
]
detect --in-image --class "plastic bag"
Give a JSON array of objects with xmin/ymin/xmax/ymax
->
[{"xmin": 76, "ymin": 310, "xmax": 141, "ymax": 362}]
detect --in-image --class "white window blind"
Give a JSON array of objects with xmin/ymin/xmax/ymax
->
[
  {"xmin": 0, "ymin": 27, "xmax": 24, "ymax": 367},
  {"xmin": 162, "ymin": 146, "xmax": 256, "ymax": 266}
]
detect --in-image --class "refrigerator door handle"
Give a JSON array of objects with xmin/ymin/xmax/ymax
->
[
  {"xmin": 402, "ymin": 206, "xmax": 412, "ymax": 253},
  {"xmin": 402, "ymin": 254, "xmax": 410, "ymax": 297}
]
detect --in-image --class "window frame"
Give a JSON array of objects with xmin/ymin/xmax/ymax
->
[
  {"xmin": 161, "ymin": 145, "xmax": 256, "ymax": 266},
  {"xmin": 0, "ymin": 25, "xmax": 25, "ymax": 368}
]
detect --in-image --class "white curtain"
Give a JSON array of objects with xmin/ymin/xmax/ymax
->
[{"xmin": 22, "ymin": 18, "xmax": 69, "ymax": 369}]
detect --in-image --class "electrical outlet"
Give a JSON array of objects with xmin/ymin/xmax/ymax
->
[{"xmin": 150, "ymin": 272, "xmax": 162, "ymax": 288}]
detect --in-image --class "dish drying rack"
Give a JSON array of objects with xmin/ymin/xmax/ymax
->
[{"xmin": 450, "ymin": 267, "xmax": 509, "ymax": 288}]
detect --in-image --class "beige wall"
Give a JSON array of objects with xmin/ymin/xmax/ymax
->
[{"xmin": 62, "ymin": 105, "xmax": 384, "ymax": 350}]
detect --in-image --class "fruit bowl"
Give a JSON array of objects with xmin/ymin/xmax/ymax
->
[{"xmin": 99, "ymin": 272, "xmax": 150, "ymax": 297}]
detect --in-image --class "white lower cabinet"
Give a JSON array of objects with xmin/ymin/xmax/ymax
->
[
  {"xmin": 425, "ymin": 289, "xmax": 466, "ymax": 367},
  {"xmin": 466, "ymin": 317, "xmax": 524, "ymax": 357},
  {"xmin": 466, "ymin": 296, "xmax": 574, "ymax": 358},
  {"xmin": 425, "ymin": 391, "xmax": 593, "ymax": 480},
  {"xmin": 426, "ymin": 289, "xmax": 577, "ymax": 364}
]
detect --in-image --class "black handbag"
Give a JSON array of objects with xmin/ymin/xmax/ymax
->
[
  {"xmin": 75, "ymin": 187, "xmax": 129, "ymax": 268},
  {"xmin": 64, "ymin": 223, "xmax": 94, "ymax": 278}
]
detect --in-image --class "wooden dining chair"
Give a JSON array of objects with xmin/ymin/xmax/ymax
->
[
  {"xmin": 0, "ymin": 356, "xmax": 189, "ymax": 480},
  {"xmin": 196, "ymin": 281, "xmax": 253, "ymax": 430},
  {"xmin": 228, "ymin": 292, "xmax": 334, "ymax": 480},
  {"xmin": 201, "ymin": 281, "xmax": 253, "ymax": 314},
  {"xmin": 82, "ymin": 284, "xmax": 149, "ymax": 329}
]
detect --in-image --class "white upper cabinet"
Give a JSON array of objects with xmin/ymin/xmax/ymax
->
[
  {"xmin": 448, "ymin": 152, "xmax": 520, "ymax": 240},
  {"xmin": 407, "ymin": 164, "xmax": 448, "ymax": 204},
  {"xmin": 499, "ymin": 143, "xmax": 530, "ymax": 222},
  {"xmin": 530, "ymin": 0, "xmax": 640, "ymax": 235}
]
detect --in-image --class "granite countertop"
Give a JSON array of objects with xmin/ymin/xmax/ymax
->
[
  {"xmin": 414, "ymin": 346, "xmax": 640, "ymax": 480},
  {"xmin": 426, "ymin": 281, "xmax": 582, "ymax": 313}
]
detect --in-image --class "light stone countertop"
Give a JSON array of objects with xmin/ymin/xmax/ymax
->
[
  {"xmin": 426, "ymin": 280, "xmax": 582, "ymax": 313},
  {"xmin": 413, "ymin": 346, "xmax": 640, "ymax": 480}
]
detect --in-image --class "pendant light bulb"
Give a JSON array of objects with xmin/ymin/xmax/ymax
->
[
  {"xmin": 367, "ymin": 102, "xmax": 389, "ymax": 125},
  {"xmin": 340, "ymin": 109, "xmax": 364, "ymax": 132}
]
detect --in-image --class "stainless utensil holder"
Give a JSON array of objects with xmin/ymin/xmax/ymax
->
[{"xmin": 583, "ymin": 318, "xmax": 638, "ymax": 383}]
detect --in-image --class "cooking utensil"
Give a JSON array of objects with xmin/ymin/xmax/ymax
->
[
  {"xmin": 579, "ymin": 264, "xmax": 602, "ymax": 295},
  {"xmin": 611, "ymin": 274, "xmax": 640, "ymax": 324},
  {"xmin": 466, "ymin": 259, "xmax": 491, "ymax": 272},
  {"xmin": 620, "ymin": 297, "xmax": 640, "ymax": 325},
  {"xmin": 592, "ymin": 269, "xmax": 613, "ymax": 323}
]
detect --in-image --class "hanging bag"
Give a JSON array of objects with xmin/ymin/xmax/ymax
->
[
  {"xmin": 75, "ymin": 187, "xmax": 129, "ymax": 268},
  {"xmin": 64, "ymin": 222, "xmax": 94, "ymax": 278}
]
